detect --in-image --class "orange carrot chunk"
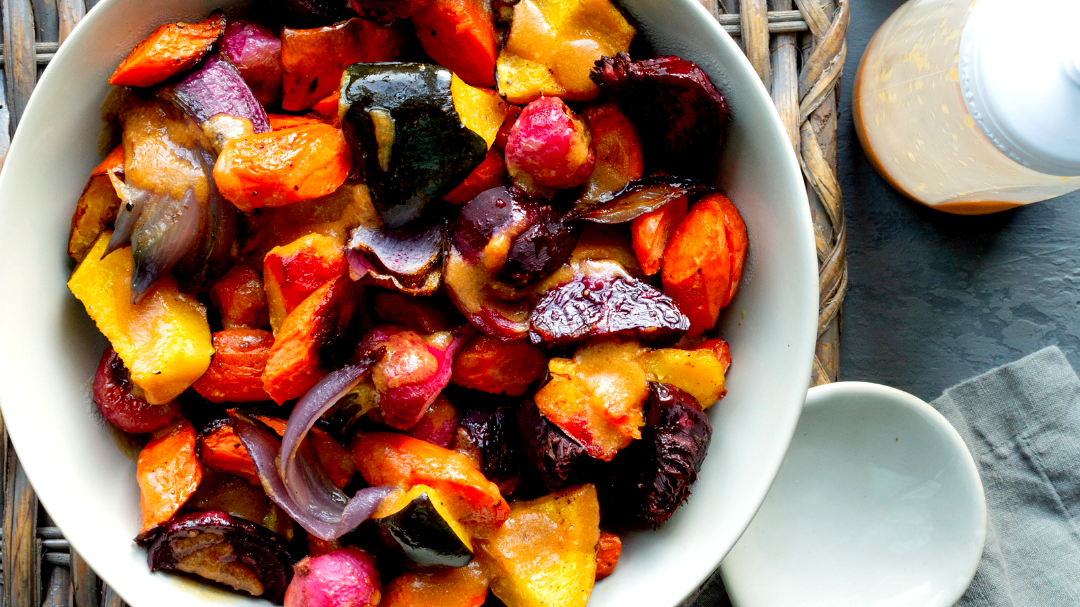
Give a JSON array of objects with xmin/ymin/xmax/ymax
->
[
  {"xmin": 411, "ymin": 0, "xmax": 498, "ymax": 89},
  {"xmin": 137, "ymin": 418, "xmax": 203, "ymax": 538},
  {"xmin": 193, "ymin": 329, "xmax": 275, "ymax": 403},
  {"xmin": 210, "ymin": 265, "xmax": 270, "ymax": 330},
  {"xmin": 631, "ymin": 195, "xmax": 688, "ymax": 277},
  {"xmin": 198, "ymin": 419, "xmax": 261, "ymax": 485},
  {"xmin": 109, "ymin": 12, "xmax": 226, "ymax": 87},
  {"xmin": 661, "ymin": 194, "xmax": 732, "ymax": 336},
  {"xmin": 714, "ymin": 193, "xmax": 748, "ymax": 307},
  {"xmin": 443, "ymin": 148, "xmax": 506, "ymax": 205}
]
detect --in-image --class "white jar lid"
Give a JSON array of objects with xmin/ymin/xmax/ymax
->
[{"xmin": 960, "ymin": 0, "xmax": 1080, "ymax": 176}]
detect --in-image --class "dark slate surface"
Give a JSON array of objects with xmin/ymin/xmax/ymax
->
[{"xmin": 838, "ymin": 0, "xmax": 1080, "ymax": 402}]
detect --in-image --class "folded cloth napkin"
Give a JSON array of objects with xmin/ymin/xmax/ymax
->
[{"xmin": 685, "ymin": 346, "xmax": 1080, "ymax": 607}]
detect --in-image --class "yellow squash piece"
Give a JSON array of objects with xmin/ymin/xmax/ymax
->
[
  {"xmin": 641, "ymin": 348, "xmax": 727, "ymax": 409},
  {"xmin": 68, "ymin": 232, "xmax": 214, "ymax": 404},
  {"xmin": 497, "ymin": 0, "xmax": 636, "ymax": 104},
  {"xmin": 479, "ymin": 484, "xmax": 600, "ymax": 607},
  {"xmin": 451, "ymin": 75, "xmax": 510, "ymax": 149}
]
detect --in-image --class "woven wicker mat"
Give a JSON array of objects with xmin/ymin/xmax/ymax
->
[{"xmin": 0, "ymin": 0, "xmax": 847, "ymax": 604}]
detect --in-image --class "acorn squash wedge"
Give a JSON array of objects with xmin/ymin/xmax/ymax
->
[{"xmin": 372, "ymin": 484, "xmax": 474, "ymax": 571}]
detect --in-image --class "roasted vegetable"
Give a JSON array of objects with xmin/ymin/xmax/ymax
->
[
  {"xmin": 451, "ymin": 334, "xmax": 547, "ymax": 396},
  {"xmin": 444, "ymin": 148, "xmax": 506, "ymax": 205},
  {"xmin": 188, "ymin": 471, "xmax": 295, "ymax": 539},
  {"xmin": 450, "ymin": 75, "xmax": 510, "ymax": 149},
  {"xmin": 160, "ymin": 54, "xmax": 271, "ymax": 145},
  {"xmin": 505, "ymin": 96, "xmax": 594, "ymax": 190},
  {"xmin": 630, "ymin": 196, "xmax": 688, "ymax": 276},
  {"xmin": 214, "ymin": 123, "xmax": 353, "ymax": 212},
  {"xmin": 109, "ymin": 12, "xmax": 225, "ymax": 87},
  {"xmin": 68, "ymin": 234, "xmax": 213, "ymax": 404},
  {"xmin": 457, "ymin": 406, "xmax": 524, "ymax": 488},
  {"xmin": 148, "ymin": 510, "xmax": 295, "ymax": 603},
  {"xmin": 372, "ymin": 484, "xmax": 474, "ymax": 571},
  {"xmin": 262, "ymin": 275, "xmax": 365, "ymax": 404},
  {"xmin": 192, "ymin": 329, "xmax": 275, "ymax": 403},
  {"xmin": 594, "ymin": 532, "xmax": 621, "ymax": 581},
  {"xmin": 640, "ymin": 347, "xmax": 727, "ymax": 408},
  {"xmin": 264, "ymin": 233, "xmax": 348, "ymax": 333},
  {"xmin": 383, "ymin": 560, "xmax": 489, "ymax": 607},
  {"xmin": 608, "ymin": 382, "xmax": 711, "ymax": 527},
  {"xmin": 478, "ymin": 485, "xmax": 600, "ymax": 607},
  {"xmin": 570, "ymin": 175, "xmax": 709, "ymax": 225},
  {"xmin": 284, "ymin": 547, "xmax": 381, "ymax": 607},
  {"xmin": 592, "ymin": 53, "xmax": 729, "ymax": 178},
  {"xmin": 221, "ymin": 19, "xmax": 283, "ymax": 107},
  {"xmin": 347, "ymin": 0, "xmax": 434, "ymax": 22},
  {"xmin": 661, "ymin": 193, "xmax": 733, "ymax": 336},
  {"xmin": 516, "ymin": 395, "xmax": 587, "ymax": 491},
  {"xmin": 714, "ymin": 192, "xmax": 749, "ymax": 307},
  {"xmin": 198, "ymin": 418, "xmax": 262, "ymax": 485},
  {"xmin": 210, "ymin": 265, "xmax": 270, "ymax": 330},
  {"xmin": 528, "ymin": 275, "xmax": 689, "ymax": 352},
  {"xmin": 340, "ymin": 63, "xmax": 488, "ymax": 228},
  {"xmin": 579, "ymin": 103, "xmax": 644, "ymax": 209},
  {"xmin": 68, "ymin": 145, "xmax": 123, "ymax": 262},
  {"xmin": 92, "ymin": 346, "xmax": 181, "ymax": 433},
  {"xmin": 136, "ymin": 418, "xmax": 202, "ymax": 538},
  {"xmin": 352, "ymin": 433, "xmax": 510, "ymax": 532},
  {"xmin": 345, "ymin": 216, "xmax": 446, "ymax": 297},
  {"xmin": 496, "ymin": 0, "xmax": 635, "ymax": 104},
  {"xmin": 406, "ymin": 395, "xmax": 461, "ymax": 448},
  {"xmin": 370, "ymin": 291, "xmax": 463, "ymax": 334},
  {"xmin": 245, "ymin": 183, "xmax": 379, "ymax": 262},
  {"xmin": 412, "ymin": 0, "xmax": 497, "ymax": 89},
  {"xmin": 532, "ymin": 340, "xmax": 648, "ymax": 461}
]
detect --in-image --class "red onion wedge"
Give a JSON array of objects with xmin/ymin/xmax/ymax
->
[
  {"xmin": 569, "ymin": 176, "xmax": 711, "ymax": 224},
  {"xmin": 160, "ymin": 55, "xmax": 271, "ymax": 137},
  {"xmin": 345, "ymin": 216, "xmax": 446, "ymax": 296},
  {"xmin": 220, "ymin": 20, "xmax": 283, "ymax": 107}
]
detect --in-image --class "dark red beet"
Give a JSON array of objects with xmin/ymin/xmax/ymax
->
[
  {"xmin": 609, "ymin": 382, "xmax": 712, "ymax": 528},
  {"xmin": 591, "ymin": 53, "xmax": 728, "ymax": 178},
  {"xmin": 498, "ymin": 204, "xmax": 580, "ymax": 288},
  {"xmin": 517, "ymin": 395, "xmax": 587, "ymax": 491},
  {"xmin": 457, "ymin": 406, "xmax": 523, "ymax": 484},
  {"xmin": 529, "ymin": 275, "xmax": 689, "ymax": 352},
  {"xmin": 449, "ymin": 187, "xmax": 535, "ymax": 263},
  {"xmin": 92, "ymin": 347, "xmax": 181, "ymax": 433},
  {"xmin": 148, "ymin": 510, "xmax": 295, "ymax": 604}
]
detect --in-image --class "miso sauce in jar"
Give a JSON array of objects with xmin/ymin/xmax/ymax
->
[{"xmin": 854, "ymin": 0, "xmax": 1080, "ymax": 214}]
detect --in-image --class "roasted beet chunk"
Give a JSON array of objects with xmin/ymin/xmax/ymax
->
[
  {"xmin": 148, "ymin": 511, "xmax": 295, "ymax": 604},
  {"xmin": 591, "ymin": 53, "xmax": 728, "ymax": 178},
  {"xmin": 93, "ymin": 346, "xmax": 181, "ymax": 433},
  {"xmin": 498, "ymin": 204, "xmax": 580, "ymax": 288},
  {"xmin": 608, "ymin": 382, "xmax": 712, "ymax": 527},
  {"xmin": 517, "ymin": 394, "xmax": 588, "ymax": 491},
  {"xmin": 458, "ymin": 406, "xmax": 524, "ymax": 485},
  {"xmin": 529, "ymin": 275, "xmax": 689, "ymax": 352}
]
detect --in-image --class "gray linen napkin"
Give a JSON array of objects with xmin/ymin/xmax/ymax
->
[{"xmin": 686, "ymin": 346, "xmax": 1080, "ymax": 606}]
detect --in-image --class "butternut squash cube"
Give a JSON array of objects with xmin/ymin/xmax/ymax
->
[
  {"xmin": 67, "ymin": 233, "xmax": 213, "ymax": 404},
  {"xmin": 451, "ymin": 74, "xmax": 510, "ymax": 149}
]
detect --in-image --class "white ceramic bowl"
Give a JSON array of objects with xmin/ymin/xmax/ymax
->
[
  {"xmin": 721, "ymin": 382, "xmax": 987, "ymax": 607},
  {"xmin": 0, "ymin": 1, "xmax": 817, "ymax": 605}
]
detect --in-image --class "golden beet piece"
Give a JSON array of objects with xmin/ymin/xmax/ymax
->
[
  {"xmin": 193, "ymin": 329, "xmax": 275, "ymax": 403},
  {"xmin": 67, "ymin": 233, "xmax": 213, "ymax": 404},
  {"xmin": 67, "ymin": 145, "xmax": 124, "ymax": 261},
  {"xmin": 210, "ymin": 265, "xmax": 269, "ymax": 330},
  {"xmin": 262, "ymin": 275, "xmax": 364, "ymax": 404},
  {"xmin": 478, "ymin": 485, "xmax": 600, "ymax": 607},
  {"xmin": 662, "ymin": 194, "xmax": 732, "ymax": 336},
  {"xmin": 281, "ymin": 18, "xmax": 404, "ymax": 111},
  {"xmin": 137, "ymin": 418, "xmax": 202, "ymax": 538},
  {"xmin": 631, "ymin": 196, "xmax": 688, "ymax": 277},
  {"xmin": 580, "ymin": 103, "xmax": 644, "ymax": 209},
  {"xmin": 214, "ymin": 124, "xmax": 353, "ymax": 212},
  {"xmin": 109, "ymin": 12, "xmax": 225, "ymax": 87},
  {"xmin": 534, "ymin": 341, "xmax": 648, "ymax": 461},
  {"xmin": 451, "ymin": 333, "xmax": 547, "ymax": 396},
  {"xmin": 640, "ymin": 347, "xmax": 727, "ymax": 409},
  {"xmin": 383, "ymin": 560, "xmax": 489, "ymax": 607},
  {"xmin": 263, "ymin": 233, "xmax": 348, "ymax": 333},
  {"xmin": 594, "ymin": 532, "xmax": 622, "ymax": 581},
  {"xmin": 496, "ymin": 0, "xmax": 635, "ymax": 104},
  {"xmin": 451, "ymin": 75, "xmax": 509, "ymax": 149}
]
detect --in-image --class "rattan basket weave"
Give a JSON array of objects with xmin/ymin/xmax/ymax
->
[{"xmin": 0, "ymin": 0, "xmax": 847, "ymax": 604}]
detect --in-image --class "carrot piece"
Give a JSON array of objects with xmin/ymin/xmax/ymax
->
[
  {"xmin": 136, "ymin": 418, "xmax": 203, "ymax": 538},
  {"xmin": 450, "ymin": 333, "xmax": 547, "ymax": 396},
  {"xmin": 311, "ymin": 91, "xmax": 340, "ymax": 119},
  {"xmin": 582, "ymin": 103, "xmax": 644, "ymax": 206},
  {"xmin": 193, "ymin": 329, "xmax": 275, "ymax": 403},
  {"xmin": 714, "ymin": 193, "xmax": 748, "ymax": 307},
  {"xmin": 197, "ymin": 419, "xmax": 261, "ymax": 485},
  {"xmin": 262, "ymin": 275, "xmax": 364, "ymax": 404},
  {"xmin": 383, "ymin": 561, "xmax": 489, "ymax": 607},
  {"xmin": 595, "ymin": 531, "xmax": 622, "ymax": 581},
  {"xmin": 213, "ymin": 124, "xmax": 353, "ymax": 212},
  {"xmin": 631, "ymin": 195, "xmax": 688, "ymax": 277},
  {"xmin": 267, "ymin": 114, "xmax": 325, "ymax": 131},
  {"xmin": 352, "ymin": 432, "xmax": 509, "ymax": 531},
  {"xmin": 109, "ymin": 13, "xmax": 226, "ymax": 87},
  {"xmin": 210, "ymin": 265, "xmax": 269, "ymax": 330},
  {"xmin": 411, "ymin": 0, "xmax": 497, "ymax": 88},
  {"xmin": 263, "ymin": 233, "xmax": 348, "ymax": 333},
  {"xmin": 661, "ymin": 194, "xmax": 732, "ymax": 336},
  {"xmin": 443, "ymin": 148, "xmax": 505, "ymax": 205},
  {"xmin": 281, "ymin": 18, "xmax": 404, "ymax": 111},
  {"xmin": 94, "ymin": 144, "xmax": 125, "ymax": 176}
]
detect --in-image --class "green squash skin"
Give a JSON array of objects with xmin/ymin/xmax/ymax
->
[
  {"xmin": 340, "ymin": 63, "xmax": 488, "ymax": 228},
  {"xmin": 376, "ymin": 491, "xmax": 474, "ymax": 571}
]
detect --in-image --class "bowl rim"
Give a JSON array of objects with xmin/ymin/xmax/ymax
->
[{"xmin": 721, "ymin": 381, "xmax": 988, "ymax": 607}]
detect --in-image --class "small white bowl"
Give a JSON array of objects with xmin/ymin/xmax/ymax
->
[{"xmin": 721, "ymin": 382, "xmax": 987, "ymax": 607}]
